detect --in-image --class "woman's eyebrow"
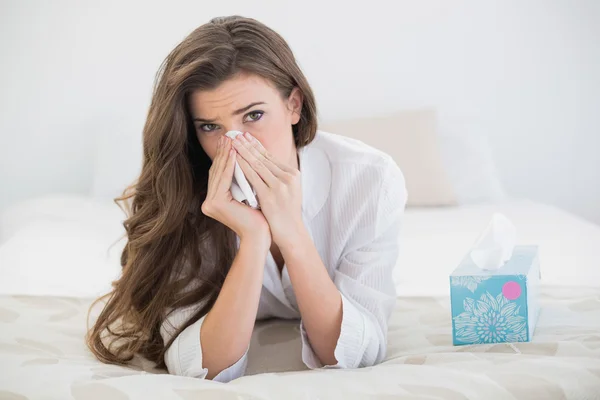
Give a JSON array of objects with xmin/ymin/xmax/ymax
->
[{"xmin": 194, "ymin": 102, "xmax": 266, "ymax": 123}]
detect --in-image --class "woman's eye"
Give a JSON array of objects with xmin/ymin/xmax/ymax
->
[
  {"xmin": 200, "ymin": 124, "xmax": 218, "ymax": 132},
  {"xmin": 245, "ymin": 111, "xmax": 264, "ymax": 122}
]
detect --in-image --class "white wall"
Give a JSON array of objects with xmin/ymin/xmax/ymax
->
[{"xmin": 1, "ymin": 0, "xmax": 599, "ymax": 223}]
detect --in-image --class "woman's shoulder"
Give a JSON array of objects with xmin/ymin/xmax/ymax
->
[
  {"xmin": 310, "ymin": 129, "xmax": 405, "ymax": 192},
  {"xmin": 306, "ymin": 130, "xmax": 407, "ymax": 240},
  {"xmin": 312, "ymin": 129, "xmax": 391, "ymax": 164}
]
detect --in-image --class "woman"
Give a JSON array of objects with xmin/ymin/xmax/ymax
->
[{"xmin": 87, "ymin": 15, "xmax": 407, "ymax": 383}]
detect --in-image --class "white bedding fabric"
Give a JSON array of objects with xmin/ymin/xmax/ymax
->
[
  {"xmin": 1, "ymin": 196, "xmax": 599, "ymax": 299},
  {"xmin": 395, "ymin": 199, "xmax": 600, "ymax": 296},
  {"xmin": 0, "ymin": 197, "xmax": 599, "ymax": 398},
  {"xmin": 0, "ymin": 286, "xmax": 598, "ymax": 399}
]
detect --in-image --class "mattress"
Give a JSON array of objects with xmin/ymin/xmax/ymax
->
[
  {"xmin": 0, "ymin": 285, "xmax": 599, "ymax": 399},
  {"xmin": 1, "ymin": 199, "xmax": 599, "ymax": 399},
  {"xmin": 395, "ymin": 199, "xmax": 600, "ymax": 297}
]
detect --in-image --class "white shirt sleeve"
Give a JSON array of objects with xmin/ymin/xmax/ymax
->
[
  {"xmin": 299, "ymin": 161, "xmax": 406, "ymax": 369},
  {"xmin": 160, "ymin": 304, "xmax": 249, "ymax": 382}
]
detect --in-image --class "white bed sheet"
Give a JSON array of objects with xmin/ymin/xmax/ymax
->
[
  {"xmin": 1, "ymin": 286, "xmax": 599, "ymax": 399},
  {"xmin": 1, "ymin": 198, "xmax": 600, "ymax": 398},
  {"xmin": 395, "ymin": 199, "xmax": 600, "ymax": 297},
  {"xmin": 1, "ymin": 196, "xmax": 598, "ymax": 300}
]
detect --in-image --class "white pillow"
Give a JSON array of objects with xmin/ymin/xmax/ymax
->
[
  {"xmin": 0, "ymin": 195, "xmax": 125, "ymax": 297},
  {"xmin": 0, "ymin": 220, "xmax": 124, "ymax": 298},
  {"xmin": 320, "ymin": 109, "xmax": 506, "ymax": 206},
  {"xmin": 321, "ymin": 109, "xmax": 457, "ymax": 207},
  {"xmin": 0, "ymin": 194, "xmax": 124, "ymax": 244}
]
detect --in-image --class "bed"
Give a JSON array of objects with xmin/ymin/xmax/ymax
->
[{"xmin": 1, "ymin": 199, "xmax": 599, "ymax": 399}]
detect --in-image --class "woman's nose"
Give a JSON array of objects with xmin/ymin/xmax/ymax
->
[
  {"xmin": 225, "ymin": 126, "xmax": 246, "ymax": 134},
  {"xmin": 222, "ymin": 129, "xmax": 247, "ymax": 141}
]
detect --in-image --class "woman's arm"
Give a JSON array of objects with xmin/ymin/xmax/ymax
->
[
  {"xmin": 280, "ymin": 162, "xmax": 406, "ymax": 368},
  {"xmin": 279, "ymin": 226, "xmax": 343, "ymax": 365},
  {"xmin": 229, "ymin": 132, "xmax": 406, "ymax": 368},
  {"xmin": 200, "ymin": 234, "xmax": 270, "ymax": 379},
  {"xmin": 161, "ymin": 234, "xmax": 269, "ymax": 382}
]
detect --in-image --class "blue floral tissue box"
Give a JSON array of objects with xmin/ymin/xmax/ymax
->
[{"xmin": 450, "ymin": 245, "xmax": 541, "ymax": 345}]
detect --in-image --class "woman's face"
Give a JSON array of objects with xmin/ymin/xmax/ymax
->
[{"xmin": 189, "ymin": 72, "xmax": 303, "ymax": 167}]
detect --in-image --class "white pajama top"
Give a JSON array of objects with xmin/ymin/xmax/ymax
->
[{"xmin": 159, "ymin": 130, "xmax": 407, "ymax": 383}]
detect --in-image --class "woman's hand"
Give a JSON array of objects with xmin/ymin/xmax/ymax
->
[
  {"xmin": 201, "ymin": 135, "xmax": 271, "ymax": 245},
  {"xmin": 231, "ymin": 132, "xmax": 305, "ymax": 249}
]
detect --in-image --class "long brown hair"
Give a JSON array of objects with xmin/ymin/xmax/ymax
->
[{"xmin": 86, "ymin": 15, "xmax": 318, "ymax": 370}]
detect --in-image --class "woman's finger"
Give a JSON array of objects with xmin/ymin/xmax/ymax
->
[
  {"xmin": 208, "ymin": 137, "xmax": 226, "ymax": 194},
  {"xmin": 232, "ymin": 136, "xmax": 278, "ymax": 187},
  {"xmin": 245, "ymin": 133, "xmax": 295, "ymax": 175},
  {"xmin": 237, "ymin": 154, "xmax": 268, "ymax": 194},
  {"xmin": 217, "ymin": 145, "xmax": 236, "ymax": 194}
]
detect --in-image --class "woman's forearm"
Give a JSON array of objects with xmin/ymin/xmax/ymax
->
[
  {"xmin": 279, "ymin": 227, "xmax": 343, "ymax": 366},
  {"xmin": 200, "ymin": 235, "xmax": 269, "ymax": 379}
]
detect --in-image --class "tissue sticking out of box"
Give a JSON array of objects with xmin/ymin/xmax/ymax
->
[{"xmin": 469, "ymin": 213, "xmax": 517, "ymax": 271}]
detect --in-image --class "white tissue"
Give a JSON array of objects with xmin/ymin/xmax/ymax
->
[
  {"xmin": 469, "ymin": 213, "xmax": 516, "ymax": 271},
  {"xmin": 224, "ymin": 130, "xmax": 260, "ymax": 209}
]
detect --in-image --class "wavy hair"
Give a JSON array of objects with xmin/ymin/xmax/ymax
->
[{"xmin": 86, "ymin": 15, "xmax": 317, "ymax": 369}]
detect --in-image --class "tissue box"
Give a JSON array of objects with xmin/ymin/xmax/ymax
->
[{"xmin": 450, "ymin": 245, "xmax": 541, "ymax": 345}]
